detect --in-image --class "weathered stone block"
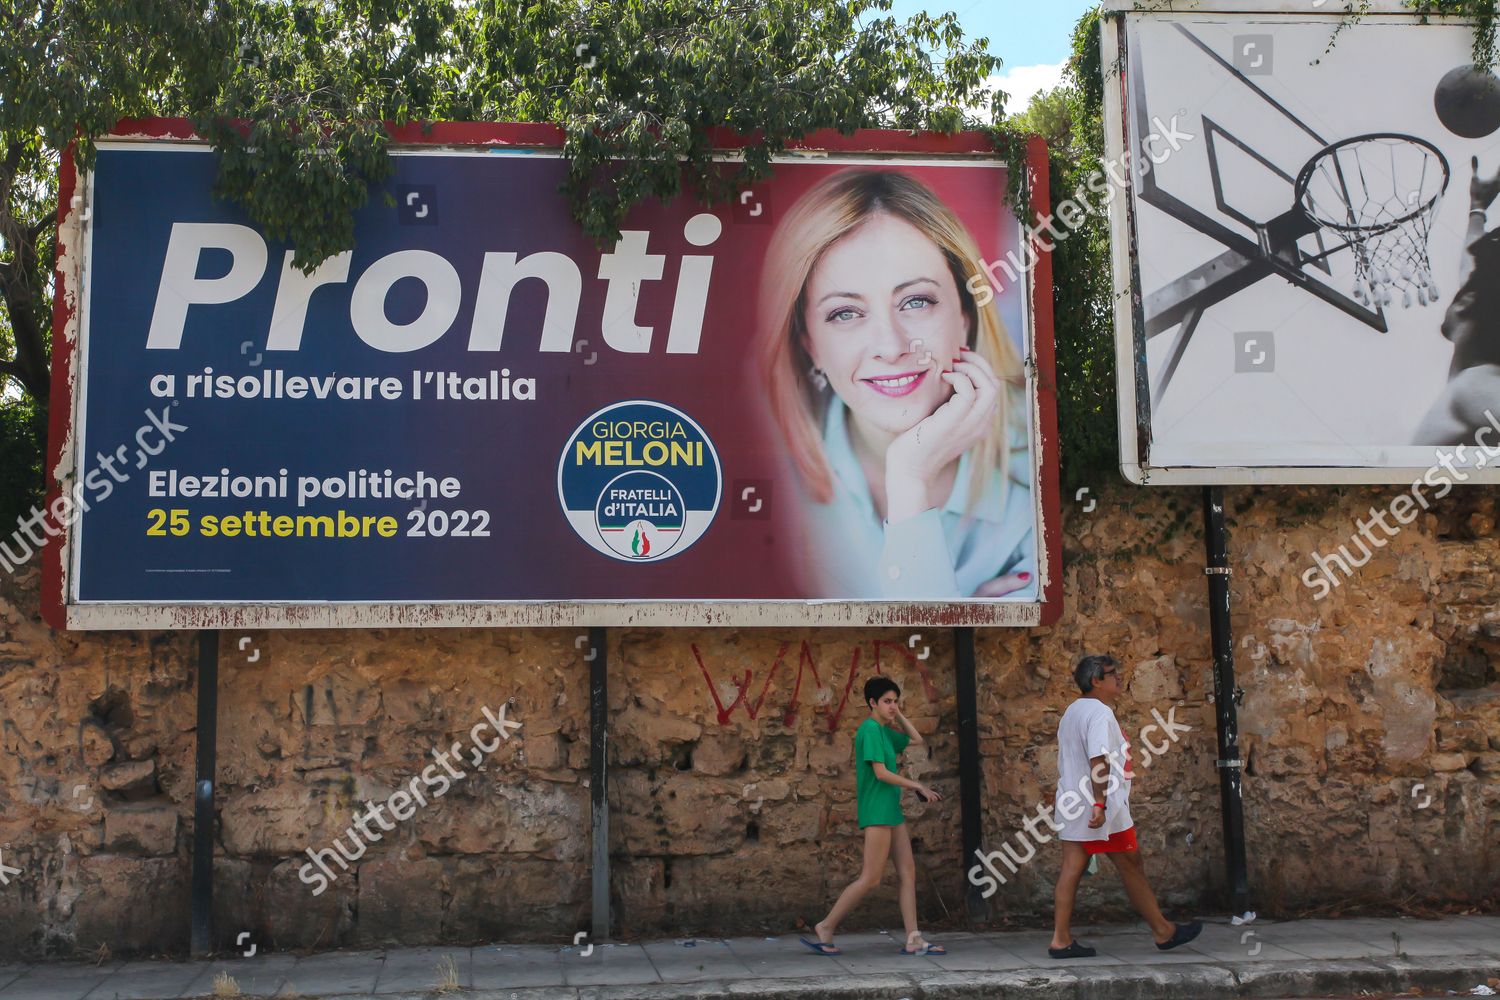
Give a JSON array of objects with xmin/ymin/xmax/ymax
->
[
  {"xmin": 355, "ymin": 857, "xmax": 444, "ymax": 947},
  {"xmin": 762, "ymin": 801, "xmax": 822, "ymax": 844},
  {"xmin": 807, "ymin": 741, "xmax": 848, "ymax": 776},
  {"xmin": 103, "ymin": 803, "xmax": 178, "ymax": 855},
  {"xmin": 79, "ymin": 721, "xmax": 114, "ymax": 767},
  {"xmin": 416, "ymin": 782, "xmax": 585, "ymax": 858},
  {"xmin": 74, "ymin": 857, "xmax": 188, "ymax": 953},
  {"xmin": 222, "ymin": 787, "xmax": 342, "ymax": 857},
  {"xmin": 523, "ymin": 732, "xmax": 566, "ymax": 771},
  {"xmin": 613, "ymin": 772, "xmax": 743, "ymax": 856},
  {"xmin": 1437, "ymin": 720, "xmax": 1490, "ymax": 753},
  {"xmin": 266, "ymin": 857, "xmax": 356, "ymax": 949},
  {"xmin": 444, "ymin": 857, "xmax": 586, "ymax": 940},
  {"xmin": 295, "ymin": 670, "xmax": 381, "ymax": 727},
  {"xmin": 99, "ymin": 759, "xmax": 156, "ymax": 797},
  {"xmin": 692, "ymin": 732, "xmax": 746, "ymax": 775}
]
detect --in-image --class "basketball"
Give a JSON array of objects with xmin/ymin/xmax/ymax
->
[{"xmin": 1434, "ymin": 64, "xmax": 1500, "ymax": 138}]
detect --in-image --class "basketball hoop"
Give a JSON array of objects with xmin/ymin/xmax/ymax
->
[{"xmin": 1294, "ymin": 133, "xmax": 1450, "ymax": 310}]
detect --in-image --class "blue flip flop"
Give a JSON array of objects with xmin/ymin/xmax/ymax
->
[
  {"xmin": 799, "ymin": 936, "xmax": 840, "ymax": 956},
  {"xmin": 900, "ymin": 936, "xmax": 947, "ymax": 955},
  {"xmin": 900, "ymin": 943, "xmax": 947, "ymax": 955}
]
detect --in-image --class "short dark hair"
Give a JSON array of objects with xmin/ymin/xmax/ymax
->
[
  {"xmin": 1074, "ymin": 654, "xmax": 1117, "ymax": 694},
  {"xmin": 864, "ymin": 676, "xmax": 900, "ymax": 707}
]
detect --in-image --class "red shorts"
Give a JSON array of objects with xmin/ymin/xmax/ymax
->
[{"xmin": 1083, "ymin": 827, "xmax": 1138, "ymax": 855}]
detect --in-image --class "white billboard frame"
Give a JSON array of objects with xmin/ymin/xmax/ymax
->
[{"xmin": 1102, "ymin": 0, "xmax": 1500, "ymax": 485}]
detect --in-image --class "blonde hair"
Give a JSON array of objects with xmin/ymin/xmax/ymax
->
[{"xmin": 756, "ymin": 168, "xmax": 1024, "ymax": 512}]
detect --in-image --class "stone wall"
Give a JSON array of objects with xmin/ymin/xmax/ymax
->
[{"xmin": 0, "ymin": 485, "xmax": 1496, "ymax": 959}]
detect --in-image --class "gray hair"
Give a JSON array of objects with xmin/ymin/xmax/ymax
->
[{"xmin": 1074, "ymin": 654, "xmax": 1117, "ymax": 694}]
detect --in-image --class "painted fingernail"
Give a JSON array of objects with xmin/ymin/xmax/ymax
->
[{"xmin": 1019, "ymin": 572, "xmax": 1031, "ymax": 581}]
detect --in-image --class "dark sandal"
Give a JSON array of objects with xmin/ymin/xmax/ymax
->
[
  {"xmin": 1156, "ymin": 921, "xmax": 1203, "ymax": 951},
  {"xmin": 1048, "ymin": 941, "xmax": 1097, "ymax": 959}
]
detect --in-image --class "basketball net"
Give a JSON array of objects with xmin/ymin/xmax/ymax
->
[{"xmin": 1296, "ymin": 135, "xmax": 1449, "ymax": 310}]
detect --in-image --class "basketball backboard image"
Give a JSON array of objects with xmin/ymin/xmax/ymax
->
[{"xmin": 1102, "ymin": 2, "xmax": 1500, "ymax": 483}]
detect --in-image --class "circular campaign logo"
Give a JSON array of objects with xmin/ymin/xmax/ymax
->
[{"xmin": 557, "ymin": 401, "xmax": 722, "ymax": 562}]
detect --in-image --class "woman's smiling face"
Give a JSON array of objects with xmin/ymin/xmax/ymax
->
[{"xmin": 802, "ymin": 212, "xmax": 970, "ymax": 437}]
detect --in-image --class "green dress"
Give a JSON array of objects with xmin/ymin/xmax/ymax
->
[{"xmin": 855, "ymin": 717, "xmax": 911, "ymax": 828}]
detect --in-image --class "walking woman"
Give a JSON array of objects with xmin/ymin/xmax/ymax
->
[{"xmin": 801, "ymin": 677, "xmax": 947, "ymax": 956}]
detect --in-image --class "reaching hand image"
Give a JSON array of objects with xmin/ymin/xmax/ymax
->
[{"xmin": 1413, "ymin": 154, "xmax": 1500, "ymax": 446}]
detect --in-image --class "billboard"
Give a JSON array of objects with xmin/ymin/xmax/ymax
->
[
  {"xmin": 41, "ymin": 122, "xmax": 1061, "ymax": 628},
  {"xmin": 1102, "ymin": 1, "xmax": 1500, "ymax": 484}
]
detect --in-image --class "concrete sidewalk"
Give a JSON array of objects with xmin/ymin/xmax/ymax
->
[{"xmin": 0, "ymin": 915, "xmax": 1494, "ymax": 999}]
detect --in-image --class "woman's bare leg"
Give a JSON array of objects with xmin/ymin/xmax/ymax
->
[
  {"xmin": 889, "ymin": 824, "xmax": 920, "ymax": 943},
  {"xmin": 816, "ymin": 825, "xmax": 893, "ymax": 944}
]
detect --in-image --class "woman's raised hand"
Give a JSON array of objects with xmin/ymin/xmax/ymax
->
[{"xmin": 884, "ymin": 347, "xmax": 1002, "ymax": 523}]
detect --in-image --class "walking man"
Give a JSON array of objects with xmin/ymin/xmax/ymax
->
[{"xmin": 1048, "ymin": 654, "xmax": 1202, "ymax": 958}]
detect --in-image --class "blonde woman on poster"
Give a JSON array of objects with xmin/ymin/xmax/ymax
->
[{"xmin": 757, "ymin": 168, "xmax": 1036, "ymax": 600}]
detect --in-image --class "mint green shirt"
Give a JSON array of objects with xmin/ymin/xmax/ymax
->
[
  {"xmin": 855, "ymin": 718, "xmax": 911, "ymax": 828},
  {"xmin": 805, "ymin": 398, "xmax": 1037, "ymax": 600}
]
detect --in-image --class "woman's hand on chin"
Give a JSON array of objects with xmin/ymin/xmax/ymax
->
[
  {"xmin": 883, "ymin": 348, "xmax": 1002, "ymax": 522},
  {"xmin": 971, "ymin": 572, "xmax": 1031, "ymax": 598}
]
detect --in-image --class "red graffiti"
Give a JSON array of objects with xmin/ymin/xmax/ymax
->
[
  {"xmin": 691, "ymin": 640, "xmax": 788, "ymax": 724},
  {"xmin": 871, "ymin": 640, "xmax": 939, "ymax": 702},
  {"xmin": 692, "ymin": 640, "xmax": 863, "ymax": 730}
]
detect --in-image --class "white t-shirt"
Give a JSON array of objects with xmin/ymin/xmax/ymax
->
[{"xmin": 1054, "ymin": 697, "xmax": 1133, "ymax": 841}]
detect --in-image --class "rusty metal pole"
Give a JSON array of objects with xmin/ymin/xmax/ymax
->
[
  {"xmin": 190, "ymin": 630, "xmax": 219, "ymax": 955},
  {"xmin": 1203, "ymin": 487, "xmax": 1250, "ymax": 916},
  {"xmin": 953, "ymin": 627, "xmax": 988, "ymax": 921},
  {"xmin": 589, "ymin": 625, "xmax": 610, "ymax": 942}
]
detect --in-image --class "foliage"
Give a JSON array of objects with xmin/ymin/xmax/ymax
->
[
  {"xmin": 0, "ymin": 0, "xmax": 1005, "ymax": 505},
  {"xmin": 0, "ymin": 394, "xmax": 46, "ymax": 534},
  {"xmin": 2, "ymin": 0, "xmax": 224, "ymax": 404},
  {"xmin": 1405, "ymin": 2, "xmax": 1499, "ymax": 70},
  {"xmin": 1004, "ymin": 7, "xmax": 1120, "ymax": 493}
]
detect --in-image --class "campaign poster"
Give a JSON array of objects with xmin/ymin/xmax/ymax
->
[{"xmin": 43, "ymin": 125, "xmax": 1060, "ymax": 628}]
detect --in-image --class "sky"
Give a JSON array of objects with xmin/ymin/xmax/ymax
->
[{"xmin": 895, "ymin": 0, "xmax": 1100, "ymax": 115}]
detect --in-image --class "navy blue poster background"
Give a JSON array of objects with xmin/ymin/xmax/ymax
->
[{"xmin": 71, "ymin": 143, "xmax": 1027, "ymax": 604}]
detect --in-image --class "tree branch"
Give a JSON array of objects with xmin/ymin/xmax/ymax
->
[
  {"xmin": 0, "ymin": 141, "xmax": 24, "ymax": 208},
  {"xmin": 0, "ymin": 234, "xmax": 49, "ymax": 402},
  {"xmin": 0, "ymin": 357, "xmax": 28, "ymax": 399},
  {"xmin": 26, "ymin": 214, "xmax": 51, "ymax": 246}
]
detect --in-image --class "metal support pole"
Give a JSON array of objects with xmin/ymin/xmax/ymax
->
[
  {"xmin": 588, "ymin": 625, "xmax": 610, "ymax": 942},
  {"xmin": 1202, "ymin": 487, "xmax": 1251, "ymax": 915},
  {"xmin": 190, "ymin": 630, "xmax": 219, "ymax": 955},
  {"xmin": 952, "ymin": 627, "xmax": 988, "ymax": 921}
]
